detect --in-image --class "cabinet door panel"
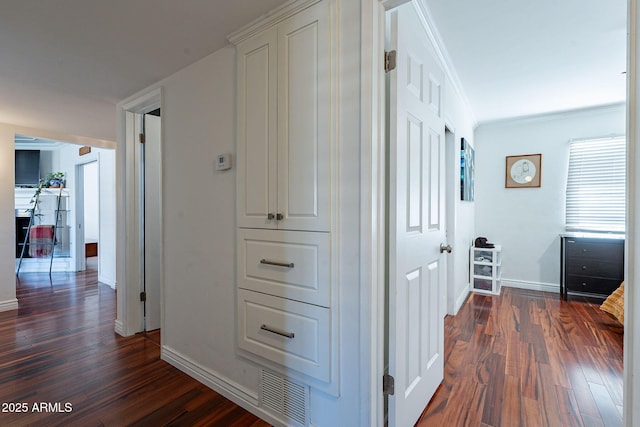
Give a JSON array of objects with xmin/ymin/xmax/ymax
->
[
  {"xmin": 237, "ymin": 29, "xmax": 278, "ymax": 229},
  {"xmin": 277, "ymin": 1, "xmax": 331, "ymax": 231}
]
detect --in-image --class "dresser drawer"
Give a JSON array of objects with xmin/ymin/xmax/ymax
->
[
  {"xmin": 237, "ymin": 289, "xmax": 331, "ymax": 382},
  {"xmin": 566, "ymin": 275, "xmax": 622, "ymax": 296},
  {"xmin": 564, "ymin": 239, "xmax": 624, "ymax": 260},
  {"xmin": 237, "ymin": 228, "xmax": 330, "ymax": 307},
  {"xmin": 565, "ymin": 258, "xmax": 624, "ymax": 279}
]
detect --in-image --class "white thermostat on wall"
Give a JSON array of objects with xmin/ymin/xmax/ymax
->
[{"xmin": 216, "ymin": 153, "xmax": 232, "ymax": 171}]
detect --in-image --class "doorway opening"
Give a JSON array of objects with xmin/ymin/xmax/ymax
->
[{"xmin": 116, "ymin": 87, "xmax": 163, "ymax": 337}]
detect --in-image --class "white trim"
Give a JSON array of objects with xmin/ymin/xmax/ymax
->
[
  {"xmin": 161, "ymin": 346, "xmax": 281, "ymax": 427},
  {"xmin": 501, "ymin": 279, "xmax": 559, "ymax": 294},
  {"xmin": 359, "ymin": 0, "xmax": 382, "ymax": 425},
  {"xmin": 115, "ymin": 86, "xmax": 163, "ymax": 337},
  {"xmin": 0, "ymin": 299, "xmax": 18, "ymax": 312},
  {"xmin": 453, "ymin": 283, "xmax": 470, "ymax": 314},
  {"xmin": 626, "ymin": 1, "xmax": 638, "ymax": 425},
  {"xmin": 114, "ymin": 319, "xmax": 125, "ymax": 336},
  {"xmin": 98, "ymin": 275, "xmax": 116, "ymax": 289},
  {"xmin": 477, "ymin": 102, "xmax": 626, "ymax": 128},
  {"xmin": 227, "ymin": 0, "xmax": 322, "ymax": 45}
]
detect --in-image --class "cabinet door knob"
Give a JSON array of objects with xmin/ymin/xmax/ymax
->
[
  {"xmin": 581, "ymin": 265, "xmax": 587, "ymax": 270},
  {"xmin": 276, "ymin": 213, "xmax": 284, "ymax": 221},
  {"xmin": 267, "ymin": 213, "xmax": 275, "ymax": 220}
]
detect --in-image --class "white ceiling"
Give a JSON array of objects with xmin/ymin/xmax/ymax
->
[
  {"xmin": 0, "ymin": 0, "xmax": 628, "ymax": 141},
  {"xmin": 425, "ymin": 0, "xmax": 627, "ymax": 124},
  {"xmin": 0, "ymin": 0, "xmax": 288, "ymax": 140}
]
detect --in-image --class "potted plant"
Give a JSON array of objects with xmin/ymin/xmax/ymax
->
[{"xmin": 43, "ymin": 172, "xmax": 65, "ymax": 188}]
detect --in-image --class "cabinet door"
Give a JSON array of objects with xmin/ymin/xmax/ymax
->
[
  {"xmin": 277, "ymin": 1, "xmax": 331, "ymax": 232},
  {"xmin": 236, "ymin": 28, "xmax": 279, "ymax": 229}
]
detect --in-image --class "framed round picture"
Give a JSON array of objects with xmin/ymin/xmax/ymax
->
[{"xmin": 505, "ymin": 153, "xmax": 541, "ymax": 188}]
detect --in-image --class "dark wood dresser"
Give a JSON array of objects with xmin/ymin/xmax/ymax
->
[{"xmin": 560, "ymin": 233, "xmax": 624, "ymax": 300}]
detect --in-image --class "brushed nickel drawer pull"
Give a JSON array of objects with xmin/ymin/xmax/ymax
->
[
  {"xmin": 260, "ymin": 259, "xmax": 294, "ymax": 268},
  {"xmin": 260, "ymin": 324, "xmax": 295, "ymax": 339}
]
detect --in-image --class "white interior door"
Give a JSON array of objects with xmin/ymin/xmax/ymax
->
[
  {"xmin": 144, "ymin": 113, "xmax": 162, "ymax": 331},
  {"xmin": 386, "ymin": 3, "xmax": 446, "ymax": 426}
]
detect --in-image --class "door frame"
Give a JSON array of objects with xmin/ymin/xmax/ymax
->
[
  {"xmin": 74, "ymin": 156, "xmax": 101, "ymax": 273},
  {"xmin": 362, "ymin": 1, "xmax": 639, "ymax": 426},
  {"xmin": 363, "ymin": 0, "xmax": 449, "ymax": 425},
  {"xmin": 115, "ymin": 87, "xmax": 163, "ymax": 337}
]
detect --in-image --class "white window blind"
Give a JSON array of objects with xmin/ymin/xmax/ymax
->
[{"xmin": 566, "ymin": 136, "xmax": 626, "ymax": 232}]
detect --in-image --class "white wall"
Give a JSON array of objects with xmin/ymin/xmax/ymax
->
[
  {"xmin": 0, "ymin": 126, "xmax": 18, "ymax": 311},
  {"xmin": 117, "ymin": 1, "xmax": 363, "ymax": 424},
  {"xmin": 474, "ymin": 104, "xmax": 625, "ymax": 290}
]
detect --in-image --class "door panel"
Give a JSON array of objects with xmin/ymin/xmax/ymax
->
[
  {"xmin": 144, "ymin": 114, "xmax": 162, "ymax": 331},
  {"xmin": 387, "ymin": 3, "xmax": 446, "ymax": 426}
]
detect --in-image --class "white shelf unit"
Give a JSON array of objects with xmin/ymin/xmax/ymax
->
[{"xmin": 470, "ymin": 245, "xmax": 502, "ymax": 295}]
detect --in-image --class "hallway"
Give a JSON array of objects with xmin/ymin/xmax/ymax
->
[{"xmin": 1, "ymin": 269, "xmax": 269, "ymax": 426}]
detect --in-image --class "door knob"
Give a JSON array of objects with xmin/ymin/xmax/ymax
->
[{"xmin": 440, "ymin": 243, "xmax": 452, "ymax": 253}]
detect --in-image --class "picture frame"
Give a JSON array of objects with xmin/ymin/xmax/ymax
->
[
  {"xmin": 505, "ymin": 153, "xmax": 541, "ymax": 188},
  {"xmin": 460, "ymin": 138, "xmax": 474, "ymax": 201}
]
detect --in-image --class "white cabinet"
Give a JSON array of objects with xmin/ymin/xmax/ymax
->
[
  {"xmin": 470, "ymin": 245, "xmax": 502, "ymax": 294},
  {"xmin": 232, "ymin": 0, "xmax": 338, "ymax": 397},
  {"xmin": 235, "ymin": 1, "xmax": 331, "ymax": 232}
]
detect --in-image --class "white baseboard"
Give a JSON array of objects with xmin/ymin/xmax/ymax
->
[
  {"xmin": 98, "ymin": 275, "xmax": 116, "ymax": 289},
  {"xmin": 453, "ymin": 284, "xmax": 470, "ymax": 314},
  {"xmin": 0, "ymin": 298, "xmax": 18, "ymax": 312},
  {"xmin": 161, "ymin": 345, "xmax": 281, "ymax": 426},
  {"xmin": 501, "ymin": 279, "xmax": 559, "ymax": 294},
  {"xmin": 114, "ymin": 319, "xmax": 125, "ymax": 336}
]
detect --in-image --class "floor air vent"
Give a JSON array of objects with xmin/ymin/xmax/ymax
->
[{"xmin": 260, "ymin": 369, "xmax": 308, "ymax": 426}]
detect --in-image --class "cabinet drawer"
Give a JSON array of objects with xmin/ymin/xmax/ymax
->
[
  {"xmin": 564, "ymin": 239, "xmax": 624, "ymax": 260},
  {"xmin": 566, "ymin": 275, "xmax": 622, "ymax": 296},
  {"xmin": 565, "ymin": 258, "xmax": 624, "ymax": 279},
  {"xmin": 237, "ymin": 289, "xmax": 330, "ymax": 382},
  {"xmin": 237, "ymin": 229, "xmax": 330, "ymax": 307}
]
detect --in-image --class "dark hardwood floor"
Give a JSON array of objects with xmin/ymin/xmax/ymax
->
[
  {"xmin": 1, "ymin": 266, "xmax": 270, "ymax": 427},
  {"xmin": 2, "ymin": 267, "xmax": 623, "ymax": 426},
  {"xmin": 417, "ymin": 287, "xmax": 624, "ymax": 427}
]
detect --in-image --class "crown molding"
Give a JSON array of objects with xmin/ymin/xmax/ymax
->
[
  {"xmin": 412, "ymin": 0, "xmax": 477, "ymax": 127},
  {"xmin": 227, "ymin": 0, "xmax": 322, "ymax": 45},
  {"xmin": 476, "ymin": 102, "xmax": 626, "ymax": 128}
]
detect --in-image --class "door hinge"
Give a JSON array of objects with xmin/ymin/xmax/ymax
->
[
  {"xmin": 139, "ymin": 133, "xmax": 145, "ymax": 144},
  {"xmin": 383, "ymin": 374, "xmax": 395, "ymax": 395},
  {"xmin": 140, "ymin": 291, "xmax": 147, "ymax": 302},
  {"xmin": 384, "ymin": 50, "xmax": 397, "ymax": 73}
]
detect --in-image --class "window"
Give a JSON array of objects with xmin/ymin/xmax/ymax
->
[{"xmin": 565, "ymin": 136, "xmax": 626, "ymax": 232}]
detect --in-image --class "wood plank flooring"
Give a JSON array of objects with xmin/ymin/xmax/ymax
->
[
  {"xmin": 417, "ymin": 287, "xmax": 624, "ymax": 427},
  {"xmin": 1, "ymin": 268, "xmax": 270, "ymax": 426},
  {"xmin": 1, "ymin": 269, "xmax": 623, "ymax": 426}
]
